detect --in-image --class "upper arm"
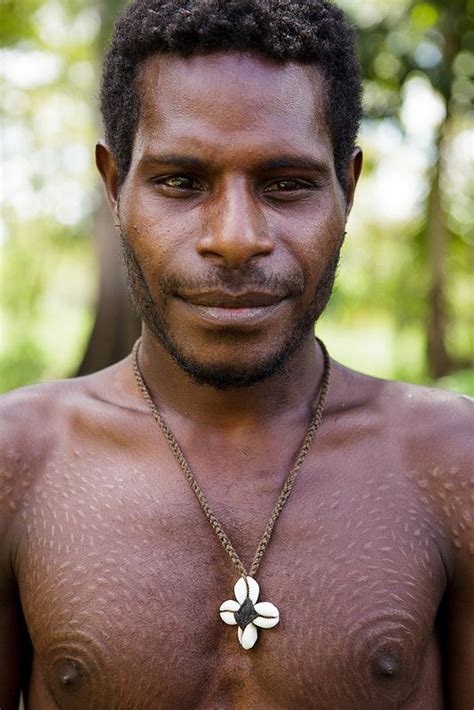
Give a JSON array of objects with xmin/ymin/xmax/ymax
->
[
  {"xmin": 0, "ymin": 437, "xmax": 23, "ymax": 710},
  {"xmin": 0, "ymin": 388, "xmax": 49, "ymax": 709},
  {"xmin": 402, "ymin": 387, "xmax": 474, "ymax": 707},
  {"xmin": 430, "ymin": 394, "xmax": 474, "ymax": 708}
]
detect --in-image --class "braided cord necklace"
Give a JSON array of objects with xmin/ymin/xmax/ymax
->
[{"xmin": 132, "ymin": 338, "xmax": 331, "ymax": 650}]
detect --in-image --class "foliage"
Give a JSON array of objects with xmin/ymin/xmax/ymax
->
[
  {"xmin": 1, "ymin": 0, "xmax": 473, "ymax": 394},
  {"xmin": 330, "ymin": 0, "xmax": 474, "ymax": 385},
  {"xmin": 1, "ymin": 0, "xmax": 100, "ymax": 389},
  {"xmin": 1, "ymin": 0, "xmax": 43, "ymax": 45}
]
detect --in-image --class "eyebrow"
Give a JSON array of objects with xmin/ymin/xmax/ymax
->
[
  {"xmin": 257, "ymin": 156, "xmax": 331, "ymax": 174},
  {"xmin": 139, "ymin": 153, "xmax": 330, "ymax": 174},
  {"xmin": 139, "ymin": 154, "xmax": 206, "ymax": 170}
]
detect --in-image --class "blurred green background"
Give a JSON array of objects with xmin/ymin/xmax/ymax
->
[{"xmin": 1, "ymin": 0, "xmax": 473, "ymax": 394}]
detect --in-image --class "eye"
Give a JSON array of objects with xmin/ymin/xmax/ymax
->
[
  {"xmin": 152, "ymin": 175, "xmax": 205, "ymax": 192},
  {"xmin": 264, "ymin": 179, "xmax": 312, "ymax": 193}
]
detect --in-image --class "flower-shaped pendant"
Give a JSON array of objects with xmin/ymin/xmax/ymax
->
[{"xmin": 219, "ymin": 576, "xmax": 279, "ymax": 649}]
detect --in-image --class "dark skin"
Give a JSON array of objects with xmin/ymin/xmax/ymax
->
[{"xmin": 1, "ymin": 53, "xmax": 473, "ymax": 710}]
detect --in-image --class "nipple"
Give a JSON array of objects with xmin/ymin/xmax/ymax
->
[
  {"xmin": 372, "ymin": 649, "xmax": 401, "ymax": 679},
  {"xmin": 56, "ymin": 659, "xmax": 82, "ymax": 686}
]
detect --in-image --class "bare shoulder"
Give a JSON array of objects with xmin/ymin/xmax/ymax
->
[
  {"xmin": 336, "ymin": 360, "xmax": 472, "ymax": 454},
  {"xmin": 0, "ymin": 380, "xmax": 70, "ymax": 537},
  {"xmin": 377, "ymin": 374, "xmax": 472, "ymax": 484},
  {"xmin": 392, "ymin": 379, "xmax": 474, "ymax": 570},
  {"xmin": 336, "ymin": 362, "xmax": 473, "ymax": 565},
  {"xmin": 0, "ymin": 360, "xmax": 135, "ymax": 545}
]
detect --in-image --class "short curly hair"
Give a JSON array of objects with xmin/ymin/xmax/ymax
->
[{"xmin": 100, "ymin": 0, "xmax": 362, "ymax": 190}]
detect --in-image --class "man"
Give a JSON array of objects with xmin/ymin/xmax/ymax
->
[{"xmin": 1, "ymin": 0, "xmax": 472, "ymax": 707}]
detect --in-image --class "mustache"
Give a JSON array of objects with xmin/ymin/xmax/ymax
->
[
  {"xmin": 119, "ymin": 233, "xmax": 305, "ymax": 301},
  {"xmin": 158, "ymin": 265, "xmax": 304, "ymax": 299}
]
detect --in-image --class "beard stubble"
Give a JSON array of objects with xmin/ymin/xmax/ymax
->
[{"xmin": 120, "ymin": 233, "xmax": 343, "ymax": 390}]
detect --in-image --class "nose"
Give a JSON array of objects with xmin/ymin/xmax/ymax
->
[{"xmin": 197, "ymin": 178, "xmax": 273, "ymax": 268}]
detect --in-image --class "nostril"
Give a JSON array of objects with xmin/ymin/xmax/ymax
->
[{"xmin": 196, "ymin": 232, "xmax": 273, "ymax": 268}]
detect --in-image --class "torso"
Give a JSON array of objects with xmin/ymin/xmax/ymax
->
[{"xmin": 3, "ymin": 358, "xmax": 469, "ymax": 709}]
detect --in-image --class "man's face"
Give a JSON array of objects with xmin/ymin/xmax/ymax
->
[{"xmin": 101, "ymin": 53, "xmax": 361, "ymax": 388}]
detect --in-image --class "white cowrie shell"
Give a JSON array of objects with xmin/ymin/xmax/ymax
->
[
  {"xmin": 253, "ymin": 615, "xmax": 279, "ymax": 629},
  {"xmin": 220, "ymin": 600, "xmax": 240, "ymax": 612},
  {"xmin": 219, "ymin": 599, "xmax": 240, "ymax": 625},
  {"xmin": 234, "ymin": 576, "xmax": 259, "ymax": 604},
  {"xmin": 247, "ymin": 577, "xmax": 260, "ymax": 603},
  {"xmin": 253, "ymin": 601, "xmax": 280, "ymax": 628},
  {"xmin": 238, "ymin": 623, "xmax": 258, "ymax": 650}
]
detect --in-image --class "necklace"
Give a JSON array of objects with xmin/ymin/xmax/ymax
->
[{"xmin": 132, "ymin": 338, "xmax": 331, "ymax": 650}]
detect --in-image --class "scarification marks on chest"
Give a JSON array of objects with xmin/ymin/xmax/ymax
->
[{"xmin": 19, "ymin": 455, "xmax": 444, "ymax": 708}]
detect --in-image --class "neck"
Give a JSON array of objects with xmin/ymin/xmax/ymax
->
[{"xmin": 137, "ymin": 326, "xmax": 326, "ymax": 431}]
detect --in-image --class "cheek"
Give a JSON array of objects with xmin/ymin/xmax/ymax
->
[
  {"xmin": 120, "ymin": 195, "xmax": 194, "ymax": 277},
  {"xmin": 270, "ymin": 201, "xmax": 345, "ymax": 276}
]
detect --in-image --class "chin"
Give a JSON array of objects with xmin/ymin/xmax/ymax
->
[
  {"xmin": 138, "ymin": 280, "xmax": 330, "ymax": 389},
  {"xmin": 147, "ymin": 317, "xmax": 308, "ymax": 390},
  {"xmin": 162, "ymin": 334, "xmax": 297, "ymax": 390},
  {"xmin": 168, "ymin": 352, "xmax": 289, "ymax": 390}
]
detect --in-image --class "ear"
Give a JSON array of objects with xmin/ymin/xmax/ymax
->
[
  {"xmin": 96, "ymin": 140, "xmax": 121, "ymax": 221},
  {"xmin": 344, "ymin": 147, "xmax": 363, "ymax": 216}
]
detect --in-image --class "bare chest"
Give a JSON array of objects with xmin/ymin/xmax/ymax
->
[{"xmin": 18, "ymin": 454, "xmax": 446, "ymax": 709}]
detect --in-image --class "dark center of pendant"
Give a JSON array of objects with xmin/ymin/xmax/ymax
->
[{"xmin": 235, "ymin": 597, "xmax": 259, "ymax": 630}]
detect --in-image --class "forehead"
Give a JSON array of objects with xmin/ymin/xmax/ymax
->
[{"xmin": 133, "ymin": 52, "xmax": 332, "ymax": 165}]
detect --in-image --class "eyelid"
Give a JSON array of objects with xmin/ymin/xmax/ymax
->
[
  {"xmin": 151, "ymin": 174, "xmax": 205, "ymax": 191},
  {"xmin": 263, "ymin": 178, "xmax": 316, "ymax": 192}
]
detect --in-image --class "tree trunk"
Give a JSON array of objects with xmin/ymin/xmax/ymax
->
[
  {"xmin": 425, "ymin": 130, "xmax": 453, "ymax": 378},
  {"xmin": 76, "ymin": 0, "xmax": 139, "ymax": 376},
  {"xmin": 76, "ymin": 195, "xmax": 140, "ymax": 376},
  {"xmin": 423, "ymin": 0, "xmax": 463, "ymax": 379}
]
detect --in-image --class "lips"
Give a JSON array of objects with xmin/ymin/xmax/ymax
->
[
  {"xmin": 177, "ymin": 290, "xmax": 285, "ymax": 308},
  {"xmin": 175, "ymin": 290, "xmax": 287, "ymax": 327}
]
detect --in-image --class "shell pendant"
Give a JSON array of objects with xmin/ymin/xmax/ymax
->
[{"xmin": 219, "ymin": 576, "xmax": 280, "ymax": 649}]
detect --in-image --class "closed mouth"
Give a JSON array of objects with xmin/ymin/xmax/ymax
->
[{"xmin": 177, "ymin": 291, "xmax": 285, "ymax": 308}]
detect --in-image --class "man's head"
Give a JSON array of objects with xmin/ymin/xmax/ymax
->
[{"xmin": 97, "ymin": 1, "xmax": 363, "ymax": 389}]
